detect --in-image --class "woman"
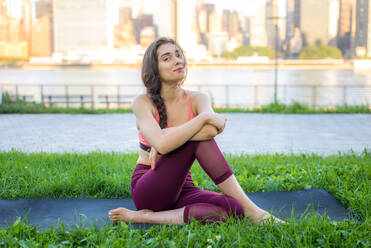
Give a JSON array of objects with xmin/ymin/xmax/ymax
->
[{"xmin": 108, "ymin": 37, "xmax": 283, "ymax": 225}]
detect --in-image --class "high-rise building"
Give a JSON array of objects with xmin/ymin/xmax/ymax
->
[
  {"xmin": 222, "ymin": 10, "xmax": 231, "ymax": 36},
  {"xmin": 209, "ymin": 9, "xmax": 222, "ymax": 33},
  {"xmin": 158, "ymin": 0, "xmax": 176, "ymax": 39},
  {"xmin": 355, "ymin": 0, "xmax": 370, "ymax": 56},
  {"xmin": 140, "ymin": 14, "xmax": 153, "ymax": 28},
  {"xmin": 205, "ymin": 3, "xmax": 215, "ymax": 33},
  {"xmin": 249, "ymin": 1, "xmax": 267, "ymax": 47},
  {"xmin": 34, "ymin": 0, "xmax": 53, "ymax": 55},
  {"xmin": 6, "ymin": 0, "xmax": 22, "ymax": 20},
  {"xmin": 115, "ymin": 1, "xmax": 136, "ymax": 47},
  {"xmin": 176, "ymin": 0, "xmax": 198, "ymax": 56},
  {"xmin": 198, "ymin": 6, "xmax": 208, "ymax": 33},
  {"xmin": 133, "ymin": 13, "xmax": 154, "ymax": 44},
  {"xmin": 0, "ymin": 0, "xmax": 8, "ymax": 43},
  {"xmin": 0, "ymin": 0, "xmax": 8, "ymax": 19},
  {"xmin": 0, "ymin": 18, "xmax": 28, "ymax": 58},
  {"xmin": 140, "ymin": 26, "xmax": 155, "ymax": 48},
  {"xmin": 239, "ymin": 16, "xmax": 251, "ymax": 45},
  {"xmin": 266, "ymin": 0, "xmax": 279, "ymax": 50},
  {"xmin": 53, "ymin": 0, "xmax": 107, "ymax": 54},
  {"xmin": 118, "ymin": 6, "xmax": 131, "ymax": 25},
  {"xmin": 222, "ymin": 10, "xmax": 240, "ymax": 40},
  {"xmin": 21, "ymin": 0, "xmax": 32, "ymax": 55},
  {"xmin": 31, "ymin": 15, "xmax": 52, "ymax": 56},
  {"xmin": 338, "ymin": 0, "xmax": 356, "ymax": 57},
  {"xmin": 35, "ymin": 0, "xmax": 52, "ymax": 19},
  {"xmin": 293, "ymin": 0, "xmax": 301, "ymax": 28},
  {"xmin": 0, "ymin": 0, "xmax": 30, "ymax": 58},
  {"xmin": 286, "ymin": 0, "xmax": 295, "ymax": 56},
  {"xmin": 329, "ymin": 0, "xmax": 341, "ymax": 46},
  {"xmin": 301, "ymin": 0, "xmax": 340, "ymax": 46},
  {"xmin": 196, "ymin": 2, "xmax": 215, "ymax": 47}
]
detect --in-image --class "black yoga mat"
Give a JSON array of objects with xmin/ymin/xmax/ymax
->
[{"xmin": 0, "ymin": 189, "xmax": 353, "ymax": 230}]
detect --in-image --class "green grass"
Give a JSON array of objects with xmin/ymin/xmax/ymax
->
[
  {"xmin": 0, "ymin": 150, "xmax": 370, "ymax": 247},
  {"xmin": 1, "ymin": 92, "xmax": 370, "ymax": 114}
]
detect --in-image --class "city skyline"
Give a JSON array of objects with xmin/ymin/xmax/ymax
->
[{"xmin": 0, "ymin": 0, "xmax": 370, "ymax": 63}]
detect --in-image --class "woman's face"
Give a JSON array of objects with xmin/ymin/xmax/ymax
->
[{"xmin": 157, "ymin": 43, "xmax": 186, "ymax": 83}]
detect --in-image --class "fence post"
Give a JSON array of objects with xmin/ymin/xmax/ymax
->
[
  {"xmin": 15, "ymin": 85, "xmax": 19, "ymax": 100},
  {"xmin": 343, "ymin": 85, "xmax": 347, "ymax": 105},
  {"xmin": 284, "ymin": 84, "xmax": 287, "ymax": 105},
  {"xmin": 254, "ymin": 85, "xmax": 258, "ymax": 107},
  {"xmin": 91, "ymin": 85, "xmax": 94, "ymax": 109},
  {"xmin": 225, "ymin": 85, "xmax": 229, "ymax": 108},
  {"xmin": 208, "ymin": 91, "xmax": 215, "ymax": 108},
  {"xmin": 40, "ymin": 85, "xmax": 44, "ymax": 105},
  {"xmin": 117, "ymin": 85, "xmax": 120, "ymax": 109},
  {"xmin": 105, "ymin": 95, "xmax": 109, "ymax": 108},
  {"xmin": 80, "ymin": 95, "xmax": 84, "ymax": 108},
  {"xmin": 312, "ymin": 85, "xmax": 317, "ymax": 108},
  {"xmin": 65, "ymin": 85, "xmax": 69, "ymax": 108}
]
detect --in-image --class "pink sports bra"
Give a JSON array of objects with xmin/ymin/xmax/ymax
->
[{"xmin": 138, "ymin": 91, "xmax": 195, "ymax": 152}]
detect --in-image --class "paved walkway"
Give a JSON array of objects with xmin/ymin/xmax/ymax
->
[{"xmin": 0, "ymin": 114, "xmax": 370, "ymax": 155}]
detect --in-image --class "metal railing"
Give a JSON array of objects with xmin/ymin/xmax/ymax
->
[{"xmin": 1, "ymin": 83, "xmax": 370, "ymax": 108}]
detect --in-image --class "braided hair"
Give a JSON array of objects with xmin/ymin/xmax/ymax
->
[{"xmin": 141, "ymin": 37, "xmax": 187, "ymax": 129}]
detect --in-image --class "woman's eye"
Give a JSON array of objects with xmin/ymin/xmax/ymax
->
[{"xmin": 163, "ymin": 57, "xmax": 169, "ymax": 61}]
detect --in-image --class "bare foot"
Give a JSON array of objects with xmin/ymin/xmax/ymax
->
[
  {"xmin": 247, "ymin": 209, "xmax": 286, "ymax": 225},
  {"xmin": 108, "ymin": 208, "xmax": 153, "ymax": 224}
]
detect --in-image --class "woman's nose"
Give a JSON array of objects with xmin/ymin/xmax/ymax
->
[{"xmin": 174, "ymin": 57, "xmax": 183, "ymax": 65}]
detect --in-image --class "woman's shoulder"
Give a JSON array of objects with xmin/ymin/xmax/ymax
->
[
  {"xmin": 185, "ymin": 89, "xmax": 210, "ymax": 102},
  {"xmin": 185, "ymin": 90, "xmax": 210, "ymax": 116},
  {"xmin": 132, "ymin": 94, "xmax": 156, "ymax": 113}
]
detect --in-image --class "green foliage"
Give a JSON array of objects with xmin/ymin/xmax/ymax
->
[
  {"xmin": 215, "ymin": 101, "xmax": 371, "ymax": 114},
  {"xmin": 0, "ymin": 151, "xmax": 370, "ymax": 246},
  {"xmin": 222, "ymin": 46, "xmax": 277, "ymax": 59},
  {"xmin": 1, "ymin": 93, "xmax": 370, "ymax": 114},
  {"xmin": 0, "ymin": 92, "xmax": 132, "ymax": 114},
  {"xmin": 1, "ymin": 91, "xmax": 16, "ymax": 104},
  {"xmin": 355, "ymin": 55, "xmax": 371, "ymax": 60},
  {"xmin": 299, "ymin": 45, "xmax": 343, "ymax": 59},
  {"xmin": 0, "ymin": 216, "xmax": 369, "ymax": 247}
]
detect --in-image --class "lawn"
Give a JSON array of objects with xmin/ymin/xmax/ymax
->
[{"xmin": 0, "ymin": 151, "xmax": 370, "ymax": 247}]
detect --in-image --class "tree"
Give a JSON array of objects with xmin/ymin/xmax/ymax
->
[
  {"xmin": 222, "ymin": 46, "xmax": 276, "ymax": 59},
  {"xmin": 298, "ymin": 45, "xmax": 342, "ymax": 59}
]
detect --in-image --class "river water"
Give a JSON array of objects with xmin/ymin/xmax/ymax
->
[{"xmin": 1, "ymin": 68, "xmax": 371, "ymax": 107}]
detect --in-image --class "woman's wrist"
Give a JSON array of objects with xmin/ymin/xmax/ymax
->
[{"xmin": 198, "ymin": 112, "xmax": 211, "ymax": 125}]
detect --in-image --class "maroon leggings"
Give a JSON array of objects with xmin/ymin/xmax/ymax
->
[{"xmin": 130, "ymin": 139, "xmax": 245, "ymax": 224}]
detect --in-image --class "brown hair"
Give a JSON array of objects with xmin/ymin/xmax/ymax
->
[{"xmin": 141, "ymin": 37, "xmax": 187, "ymax": 129}]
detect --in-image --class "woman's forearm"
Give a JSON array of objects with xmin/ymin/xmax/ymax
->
[
  {"xmin": 189, "ymin": 124, "xmax": 218, "ymax": 141},
  {"xmin": 157, "ymin": 113, "xmax": 209, "ymax": 154}
]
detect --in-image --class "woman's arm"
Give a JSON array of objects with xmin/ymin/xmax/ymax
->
[
  {"xmin": 189, "ymin": 92, "xmax": 219, "ymax": 141},
  {"xmin": 160, "ymin": 92, "xmax": 221, "ymax": 142},
  {"xmin": 133, "ymin": 95, "xmax": 210, "ymax": 155}
]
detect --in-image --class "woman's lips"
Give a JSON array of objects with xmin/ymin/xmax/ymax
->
[{"xmin": 174, "ymin": 67, "xmax": 184, "ymax": 72}]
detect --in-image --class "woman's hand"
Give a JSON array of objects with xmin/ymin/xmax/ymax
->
[
  {"xmin": 149, "ymin": 147, "xmax": 158, "ymax": 170},
  {"xmin": 203, "ymin": 112, "xmax": 227, "ymax": 134}
]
